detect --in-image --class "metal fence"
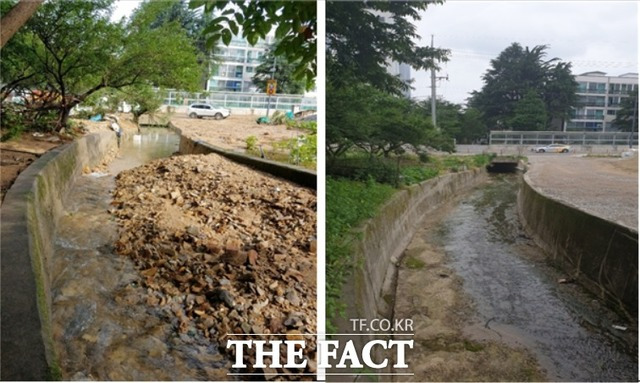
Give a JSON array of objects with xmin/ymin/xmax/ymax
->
[
  {"xmin": 489, "ymin": 130, "xmax": 638, "ymax": 146},
  {"xmin": 160, "ymin": 90, "xmax": 316, "ymax": 112}
]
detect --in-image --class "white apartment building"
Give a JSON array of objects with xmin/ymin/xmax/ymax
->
[
  {"xmin": 377, "ymin": 12, "xmax": 412, "ymax": 98},
  {"xmin": 206, "ymin": 35, "xmax": 275, "ymax": 93},
  {"xmin": 565, "ymin": 71, "xmax": 638, "ymax": 132}
]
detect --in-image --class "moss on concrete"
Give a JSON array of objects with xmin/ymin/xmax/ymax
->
[
  {"xmin": 26, "ymin": 192, "xmax": 62, "ymax": 380},
  {"xmin": 405, "ymin": 255, "xmax": 426, "ymax": 269}
]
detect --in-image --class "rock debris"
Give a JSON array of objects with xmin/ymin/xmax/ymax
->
[{"xmin": 110, "ymin": 154, "xmax": 317, "ymax": 379}]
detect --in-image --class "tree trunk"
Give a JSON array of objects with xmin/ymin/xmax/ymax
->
[
  {"xmin": 0, "ymin": 0, "xmax": 43, "ymax": 48},
  {"xmin": 56, "ymin": 105, "xmax": 73, "ymax": 132}
]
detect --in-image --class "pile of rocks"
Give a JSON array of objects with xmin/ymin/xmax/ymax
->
[{"xmin": 110, "ymin": 154, "xmax": 317, "ymax": 379}]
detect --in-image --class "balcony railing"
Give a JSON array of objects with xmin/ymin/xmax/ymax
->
[{"xmin": 570, "ymin": 114, "xmax": 605, "ymax": 120}]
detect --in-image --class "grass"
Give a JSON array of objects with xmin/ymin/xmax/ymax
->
[
  {"xmin": 401, "ymin": 154, "xmax": 493, "ymax": 185},
  {"xmin": 325, "ymin": 153, "xmax": 494, "ymax": 331},
  {"xmin": 325, "ymin": 177, "xmax": 395, "ymax": 331}
]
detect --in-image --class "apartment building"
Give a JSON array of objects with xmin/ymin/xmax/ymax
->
[
  {"xmin": 565, "ymin": 71, "xmax": 638, "ymax": 132},
  {"xmin": 377, "ymin": 12, "xmax": 412, "ymax": 98},
  {"xmin": 206, "ymin": 35, "xmax": 275, "ymax": 93}
]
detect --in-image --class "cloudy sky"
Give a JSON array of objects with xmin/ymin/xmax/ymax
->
[
  {"xmin": 111, "ymin": 0, "xmax": 141, "ymax": 22},
  {"xmin": 410, "ymin": 1, "xmax": 638, "ymax": 105}
]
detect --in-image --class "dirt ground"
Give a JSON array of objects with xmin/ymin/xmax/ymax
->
[
  {"xmin": 1, "ymin": 132, "xmax": 67, "ymax": 201},
  {"xmin": 0, "ymin": 114, "xmax": 139, "ymax": 203},
  {"xmin": 170, "ymin": 114, "xmax": 309, "ymax": 153},
  {"xmin": 526, "ymin": 155, "xmax": 638, "ymax": 229}
]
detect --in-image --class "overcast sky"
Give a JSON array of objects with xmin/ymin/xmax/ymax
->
[
  {"xmin": 410, "ymin": 1, "xmax": 638, "ymax": 105},
  {"xmin": 111, "ymin": 0, "xmax": 141, "ymax": 22}
]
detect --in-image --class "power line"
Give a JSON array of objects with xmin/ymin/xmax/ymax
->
[{"xmin": 448, "ymin": 49, "xmax": 638, "ymax": 68}]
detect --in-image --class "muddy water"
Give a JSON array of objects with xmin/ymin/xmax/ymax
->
[
  {"xmin": 435, "ymin": 175, "xmax": 637, "ymax": 381},
  {"xmin": 52, "ymin": 129, "xmax": 231, "ymax": 380}
]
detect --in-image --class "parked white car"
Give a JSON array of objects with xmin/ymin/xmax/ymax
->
[
  {"xmin": 531, "ymin": 143, "xmax": 571, "ymax": 153},
  {"xmin": 187, "ymin": 103, "xmax": 230, "ymax": 120}
]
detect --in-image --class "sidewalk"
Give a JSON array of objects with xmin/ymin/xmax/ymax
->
[{"xmin": 525, "ymin": 154, "xmax": 638, "ymax": 230}]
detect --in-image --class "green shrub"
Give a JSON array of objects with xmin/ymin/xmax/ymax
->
[
  {"xmin": 0, "ymin": 104, "xmax": 27, "ymax": 141},
  {"xmin": 326, "ymin": 177, "xmax": 396, "ymax": 331},
  {"xmin": 245, "ymin": 135, "xmax": 258, "ymax": 153}
]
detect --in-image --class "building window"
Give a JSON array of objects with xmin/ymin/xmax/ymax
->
[
  {"xmin": 577, "ymin": 82, "xmax": 587, "ymax": 92},
  {"xmin": 587, "ymin": 82, "xmax": 606, "ymax": 93},
  {"xmin": 607, "ymin": 110, "xmax": 617, "ymax": 116}
]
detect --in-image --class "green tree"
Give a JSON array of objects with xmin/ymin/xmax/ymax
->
[
  {"xmin": 131, "ymin": 0, "xmax": 213, "ymax": 87},
  {"xmin": 418, "ymin": 98, "xmax": 463, "ymax": 139},
  {"xmin": 613, "ymin": 91, "xmax": 639, "ymax": 132},
  {"xmin": 327, "ymin": 1, "xmax": 449, "ymax": 96},
  {"xmin": 544, "ymin": 62, "xmax": 578, "ymax": 130},
  {"xmin": 326, "ymin": 1, "xmax": 452, "ymax": 161},
  {"xmin": 252, "ymin": 44, "xmax": 306, "ymax": 95},
  {"xmin": 469, "ymin": 43, "xmax": 576, "ymax": 130},
  {"xmin": 327, "ymin": 83, "xmax": 453, "ymax": 159},
  {"xmin": 508, "ymin": 89, "xmax": 548, "ymax": 130},
  {"xmin": 458, "ymin": 107, "xmax": 488, "ymax": 144},
  {"xmin": 191, "ymin": 0, "xmax": 316, "ymax": 89},
  {"xmin": 1, "ymin": 0, "xmax": 202, "ymax": 131}
]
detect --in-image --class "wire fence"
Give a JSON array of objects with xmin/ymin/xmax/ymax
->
[
  {"xmin": 489, "ymin": 130, "xmax": 638, "ymax": 146},
  {"xmin": 159, "ymin": 90, "xmax": 316, "ymax": 112}
]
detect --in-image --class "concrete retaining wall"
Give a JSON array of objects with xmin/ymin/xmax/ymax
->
[
  {"xmin": 339, "ymin": 169, "xmax": 488, "ymax": 332},
  {"xmin": 169, "ymin": 122, "xmax": 316, "ymax": 189},
  {"xmin": 1, "ymin": 131, "xmax": 117, "ymax": 380},
  {"xmin": 518, "ymin": 175, "xmax": 638, "ymax": 318}
]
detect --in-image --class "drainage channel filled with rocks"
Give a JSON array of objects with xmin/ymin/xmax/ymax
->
[{"xmin": 51, "ymin": 128, "xmax": 317, "ymax": 380}]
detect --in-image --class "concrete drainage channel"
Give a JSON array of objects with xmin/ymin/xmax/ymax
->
[
  {"xmin": 1, "ymin": 131, "xmax": 117, "ymax": 380},
  {"xmin": 338, "ymin": 167, "xmax": 637, "ymax": 380},
  {"xmin": 0, "ymin": 125, "xmax": 316, "ymax": 380}
]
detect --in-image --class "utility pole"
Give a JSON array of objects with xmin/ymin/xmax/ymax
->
[
  {"xmin": 430, "ymin": 35, "xmax": 448, "ymax": 131},
  {"xmin": 430, "ymin": 35, "xmax": 437, "ymax": 130},
  {"xmin": 629, "ymin": 94, "xmax": 637, "ymax": 148}
]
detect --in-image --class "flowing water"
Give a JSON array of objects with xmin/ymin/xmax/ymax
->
[
  {"xmin": 51, "ymin": 129, "xmax": 231, "ymax": 380},
  {"xmin": 434, "ymin": 174, "xmax": 637, "ymax": 381}
]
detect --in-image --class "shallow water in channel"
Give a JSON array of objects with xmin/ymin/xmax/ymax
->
[
  {"xmin": 435, "ymin": 175, "xmax": 637, "ymax": 381},
  {"xmin": 51, "ymin": 129, "xmax": 232, "ymax": 380}
]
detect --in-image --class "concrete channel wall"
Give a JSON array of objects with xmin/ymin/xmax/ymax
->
[
  {"xmin": 518, "ymin": 175, "xmax": 638, "ymax": 318},
  {"xmin": 1, "ymin": 131, "xmax": 117, "ymax": 380},
  {"xmin": 339, "ymin": 169, "xmax": 488, "ymax": 335},
  {"xmin": 169, "ymin": 122, "xmax": 316, "ymax": 189}
]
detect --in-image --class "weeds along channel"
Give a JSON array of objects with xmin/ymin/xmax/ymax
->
[{"xmin": 325, "ymin": 153, "xmax": 492, "ymax": 331}]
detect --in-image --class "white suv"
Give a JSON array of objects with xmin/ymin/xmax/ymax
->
[{"xmin": 187, "ymin": 103, "xmax": 230, "ymax": 120}]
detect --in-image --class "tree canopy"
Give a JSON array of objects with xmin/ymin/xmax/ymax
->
[
  {"xmin": 1, "ymin": 0, "xmax": 202, "ymax": 130},
  {"xmin": 613, "ymin": 91, "xmax": 639, "ymax": 132},
  {"xmin": 327, "ymin": 83, "xmax": 454, "ymax": 159},
  {"xmin": 327, "ymin": 1, "xmax": 449, "ymax": 96},
  {"xmin": 326, "ymin": 1, "xmax": 453, "ymax": 163},
  {"xmin": 468, "ymin": 42, "xmax": 577, "ymax": 131},
  {"xmin": 252, "ymin": 43, "xmax": 306, "ymax": 95},
  {"xmin": 190, "ymin": 0, "xmax": 316, "ymax": 89}
]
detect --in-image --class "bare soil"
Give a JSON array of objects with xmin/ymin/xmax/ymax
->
[
  {"xmin": 0, "ymin": 114, "xmax": 139, "ymax": 203},
  {"xmin": 170, "ymin": 114, "xmax": 308, "ymax": 153},
  {"xmin": 526, "ymin": 155, "xmax": 638, "ymax": 229},
  {"xmin": 1, "ymin": 132, "xmax": 67, "ymax": 202}
]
